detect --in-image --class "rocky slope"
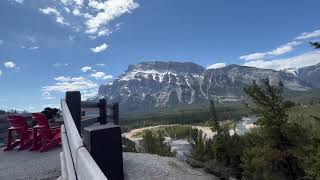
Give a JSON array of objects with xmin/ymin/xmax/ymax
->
[{"xmin": 93, "ymin": 61, "xmax": 319, "ymax": 111}]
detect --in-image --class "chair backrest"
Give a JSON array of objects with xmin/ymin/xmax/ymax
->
[
  {"xmin": 32, "ymin": 113, "xmax": 50, "ymax": 127},
  {"xmin": 32, "ymin": 113, "xmax": 54, "ymax": 138},
  {"xmin": 8, "ymin": 115, "xmax": 28, "ymax": 129}
]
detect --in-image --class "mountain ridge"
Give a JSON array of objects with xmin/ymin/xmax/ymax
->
[{"xmin": 92, "ymin": 61, "xmax": 320, "ymax": 111}]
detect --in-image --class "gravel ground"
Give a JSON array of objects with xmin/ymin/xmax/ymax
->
[
  {"xmin": 0, "ymin": 147, "xmax": 217, "ymax": 180},
  {"xmin": 0, "ymin": 147, "xmax": 61, "ymax": 180},
  {"xmin": 123, "ymin": 152, "xmax": 218, "ymax": 180}
]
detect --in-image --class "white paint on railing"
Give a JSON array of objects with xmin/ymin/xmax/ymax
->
[{"xmin": 60, "ymin": 100, "xmax": 108, "ymax": 180}]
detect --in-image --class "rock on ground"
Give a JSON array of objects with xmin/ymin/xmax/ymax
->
[{"xmin": 123, "ymin": 152, "xmax": 218, "ymax": 180}]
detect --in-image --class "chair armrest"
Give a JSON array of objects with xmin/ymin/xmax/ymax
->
[
  {"xmin": 33, "ymin": 125, "xmax": 46, "ymax": 129},
  {"xmin": 8, "ymin": 127, "xmax": 24, "ymax": 130}
]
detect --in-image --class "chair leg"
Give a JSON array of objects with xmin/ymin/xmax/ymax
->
[
  {"xmin": 18, "ymin": 130, "xmax": 25, "ymax": 151},
  {"xmin": 3, "ymin": 130, "xmax": 13, "ymax": 151},
  {"xmin": 4, "ymin": 130, "xmax": 20, "ymax": 151},
  {"xmin": 30, "ymin": 128, "xmax": 40, "ymax": 151}
]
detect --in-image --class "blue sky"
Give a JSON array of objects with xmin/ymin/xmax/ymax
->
[{"xmin": 0, "ymin": 0, "xmax": 320, "ymax": 111}]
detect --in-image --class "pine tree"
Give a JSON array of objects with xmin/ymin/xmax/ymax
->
[
  {"xmin": 310, "ymin": 41, "xmax": 320, "ymax": 49},
  {"xmin": 208, "ymin": 100, "xmax": 222, "ymax": 135},
  {"xmin": 140, "ymin": 130, "xmax": 175, "ymax": 157},
  {"xmin": 243, "ymin": 78, "xmax": 304, "ymax": 180}
]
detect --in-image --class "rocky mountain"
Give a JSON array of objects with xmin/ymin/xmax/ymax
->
[
  {"xmin": 293, "ymin": 63, "xmax": 320, "ymax": 89},
  {"xmin": 93, "ymin": 61, "xmax": 319, "ymax": 111}
]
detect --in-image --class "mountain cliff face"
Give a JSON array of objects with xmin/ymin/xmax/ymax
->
[
  {"xmin": 93, "ymin": 61, "xmax": 318, "ymax": 111},
  {"xmin": 294, "ymin": 63, "xmax": 320, "ymax": 89}
]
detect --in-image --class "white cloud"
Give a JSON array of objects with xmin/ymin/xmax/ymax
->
[
  {"xmin": 42, "ymin": 76, "xmax": 98, "ymax": 93},
  {"xmin": 90, "ymin": 71, "xmax": 113, "ymax": 80},
  {"xmin": 206, "ymin": 63, "xmax": 226, "ymax": 69},
  {"xmin": 90, "ymin": 43, "xmax": 108, "ymax": 53},
  {"xmin": 53, "ymin": 62, "xmax": 70, "ymax": 67},
  {"xmin": 81, "ymin": 66, "xmax": 92, "ymax": 72},
  {"xmin": 37, "ymin": 0, "xmax": 139, "ymax": 43},
  {"xmin": 240, "ymin": 41, "xmax": 299, "ymax": 61},
  {"xmin": 64, "ymin": 7, "xmax": 70, "ymax": 13},
  {"xmin": 240, "ymin": 53, "xmax": 266, "ymax": 61},
  {"xmin": 96, "ymin": 63, "xmax": 105, "ymax": 66},
  {"xmin": 85, "ymin": 0, "xmax": 139, "ymax": 35},
  {"xmin": 54, "ymin": 76, "xmax": 86, "ymax": 82},
  {"xmin": 28, "ymin": 46, "xmax": 39, "ymax": 50},
  {"xmin": 0, "ymin": 70, "xmax": 2, "ymax": 77},
  {"xmin": 72, "ymin": 8, "xmax": 81, "ymax": 16},
  {"xmin": 59, "ymin": 0, "xmax": 83, "ymax": 6},
  {"xmin": 21, "ymin": 46, "xmax": 39, "ymax": 50},
  {"xmin": 39, "ymin": 7, "xmax": 70, "ymax": 26},
  {"xmin": 4, "ymin": 61, "xmax": 16, "ymax": 69},
  {"xmin": 240, "ymin": 29, "xmax": 320, "ymax": 61},
  {"xmin": 296, "ymin": 29, "xmax": 320, "ymax": 40},
  {"xmin": 11, "ymin": 0, "xmax": 24, "ymax": 3},
  {"xmin": 41, "ymin": 91, "xmax": 55, "ymax": 100},
  {"xmin": 81, "ymin": 88, "xmax": 98, "ymax": 99},
  {"xmin": 41, "ymin": 91, "xmax": 51, "ymax": 97},
  {"xmin": 243, "ymin": 51, "xmax": 320, "ymax": 70},
  {"xmin": 97, "ymin": 29, "xmax": 112, "ymax": 37}
]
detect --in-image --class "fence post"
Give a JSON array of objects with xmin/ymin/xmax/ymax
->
[
  {"xmin": 112, "ymin": 103, "xmax": 119, "ymax": 125},
  {"xmin": 83, "ymin": 124, "xmax": 124, "ymax": 180},
  {"xmin": 65, "ymin": 91, "xmax": 81, "ymax": 134},
  {"xmin": 98, "ymin": 99, "xmax": 107, "ymax": 125}
]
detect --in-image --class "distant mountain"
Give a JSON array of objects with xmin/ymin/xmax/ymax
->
[
  {"xmin": 91, "ymin": 61, "xmax": 319, "ymax": 111},
  {"xmin": 294, "ymin": 63, "xmax": 320, "ymax": 89}
]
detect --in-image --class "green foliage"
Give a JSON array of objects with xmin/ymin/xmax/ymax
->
[
  {"xmin": 122, "ymin": 136, "xmax": 137, "ymax": 152},
  {"xmin": 187, "ymin": 100, "xmax": 244, "ymax": 179},
  {"xmin": 154, "ymin": 125, "xmax": 193, "ymax": 140},
  {"xmin": 186, "ymin": 79, "xmax": 320, "ymax": 179},
  {"xmin": 242, "ymin": 79, "xmax": 305, "ymax": 179},
  {"xmin": 188, "ymin": 128, "xmax": 207, "ymax": 161},
  {"xmin": 140, "ymin": 130, "xmax": 175, "ymax": 157}
]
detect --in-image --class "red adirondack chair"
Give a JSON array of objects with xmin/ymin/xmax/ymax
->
[
  {"xmin": 31, "ymin": 113, "xmax": 61, "ymax": 152},
  {"xmin": 4, "ymin": 115, "xmax": 33, "ymax": 151}
]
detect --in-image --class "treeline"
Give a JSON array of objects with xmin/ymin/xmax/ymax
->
[
  {"xmin": 187, "ymin": 79, "xmax": 320, "ymax": 179},
  {"xmin": 120, "ymin": 103, "xmax": 246, "ymax": 133}
]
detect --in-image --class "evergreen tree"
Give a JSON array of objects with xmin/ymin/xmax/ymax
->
[
  {"xmin": 208, "ymin": 100, "xmax": 221, "ymax": 134},
  {"xmin": 310, "ymin": 41, "xmax": 320, "ymax": 49},
  {"xmin": 122, "ymin": 136, "xmax": 137, "ymax": 152},
  {"xmin": 242, "ymin": 79, "xmax": 304, "ymax": 180},
  {"xmin": 188, "ymin": 128, "xmax": 207, "ymax": 162},
  {"xmin": 140, "ymin": 130, "xmax": 175, "ymax": 157}
]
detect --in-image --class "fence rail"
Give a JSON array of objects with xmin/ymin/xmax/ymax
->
[
  {"xmin": 60, "ymin": 91, "xmax": 123, "ymax": 180},
  {"xmin": 60, "ymin": 99, "xmax": 108, "ymax": 180}
]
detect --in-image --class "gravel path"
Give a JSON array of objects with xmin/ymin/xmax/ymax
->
[
  {"xmin": 0, "ymin": 147, "xmax": 61, "ymax": 180},
  {"xmin": 0, "ymin": 147, "xmax": 217, "ymax": 180},
  {"xmin": 123, "ymin": 152, "xmax": 218, "ymax": 180}
]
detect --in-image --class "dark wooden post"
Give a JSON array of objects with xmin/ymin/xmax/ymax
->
[
  {"xmin": 65, "ymin": 91, "xmax": 81, "ymax": 134},
  {"xmin": 112, "ymin": 103, "xmax": 119, "ymax": 125},
  {"xmin": 98, "ymin": 99, "xmax": 107, "ymax": 125},
  {"xmin": 83, "ymin": 124, "xmax": 124, "ymax": 180}
]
